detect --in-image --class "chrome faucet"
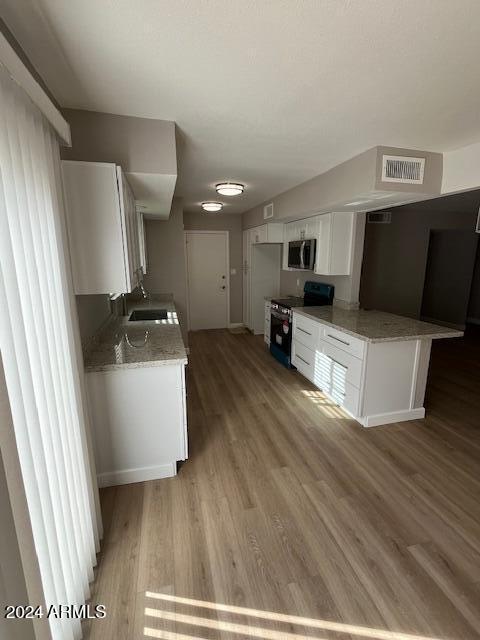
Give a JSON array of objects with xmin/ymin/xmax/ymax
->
[{"xmin": 139, "ymin": 279, "xmax": 149, "ymax": 300}]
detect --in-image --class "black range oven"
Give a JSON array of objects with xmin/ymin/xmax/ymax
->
[
  {"xmin": 269, "ymin": 281, "xmax": 334, "ymax": 368},
  {"xmin": 270, "ymin": 301, "xmax": 295, "ymax": 368}
]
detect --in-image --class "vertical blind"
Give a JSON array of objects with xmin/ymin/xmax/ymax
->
[{"xmin": 0, "ymin": 64, "xmax": 100, "ymax": 640}]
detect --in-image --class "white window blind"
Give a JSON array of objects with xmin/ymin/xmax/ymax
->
[{"xmin": 0, "ymin": 64, "xmax": 101, "ymax": 640}]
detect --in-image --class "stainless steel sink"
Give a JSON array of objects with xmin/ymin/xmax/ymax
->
[{"xmin": 129, "ymin": 309, "xmax": 168, "ymax": 321}]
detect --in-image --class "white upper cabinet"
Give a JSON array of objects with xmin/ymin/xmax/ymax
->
[
  {"xmin": 137, "ymin": 212, "xmax": 147, "ymax": 274},
  {"xmin": 249, "ymin": 223, "xmax": 284, "ymax": 244},
  {"xmin": 315, "ymin": 212, "xmax": 354, "ymax": 276},
  {"xmin": 283, "ymin": 212, "xmax": 354, "ymax": 275},
  {"xmin": 61, "ymin": 160, "xmax": 143, "ymax": 294}
]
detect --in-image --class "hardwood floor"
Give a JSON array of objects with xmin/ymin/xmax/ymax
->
[{"xmin": 84, "ymin": 328, "xmax": 480, "ymax": 640}]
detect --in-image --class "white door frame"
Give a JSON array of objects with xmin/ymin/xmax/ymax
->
[{"xmin": 184, "ymin": 230, "xmax": 230, "ymax": 331}]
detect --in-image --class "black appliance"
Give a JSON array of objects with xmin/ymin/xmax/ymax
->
[
  {"xmin": 288, "ymin": 239, "xmax": 316, "ymax": 270},
  {"xmin": 270, "ymin": 281, "xmax": 334, "ymax": 368}
]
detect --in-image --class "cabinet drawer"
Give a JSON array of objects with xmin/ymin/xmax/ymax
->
[
  {"xmin": 322, "ymin": 326, "xmax": 365, "ymax": 359},
  {"xmin": 321, "ymin": 340, "xmax": 363, "ymax": 389},
  {"xmin": 292, "ymin": 340, "xmax": 315, "ymax": 383},
  {"xmin": 328, "ymin": 381, "xmax": 360, "ymax": 417},
  {"xmin": 293, "ymin": 313, "xmax": 320, "ymax": 350}
]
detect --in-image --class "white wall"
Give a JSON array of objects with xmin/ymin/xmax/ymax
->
[
  {"xmin": 143, "ymin": 198, "xmax": 188, "ymax": 341},
  {"xmin": 360, "ymin": 201, "xmax": 479, "ymax": 321},
  {"xmin": 75, "ymin": 294, "xmax": 112, "ymax": 345}
]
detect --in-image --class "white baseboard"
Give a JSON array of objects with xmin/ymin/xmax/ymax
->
[
  {"xmin": 360, "ymin": 407, "xmax": 425, "ymax": 428},
  {"xmin": 229, "ymin": 322, "xmax": 244, "ymax": 329},
  {"xmin": 97, "ymin": 462, "xmax": 177, "ymax": 488}
]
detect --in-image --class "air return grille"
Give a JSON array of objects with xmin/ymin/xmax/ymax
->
[
  {"xmin": 381, "ymin": 155, "xmax": 425, "ymax": 184},
  {"xmin": 367, "ymin": 211, "xmax": 391, "ymax": 224},
  {"xmin": 264, "ymin": 202, "xmax": 274, "ymax": 219}
]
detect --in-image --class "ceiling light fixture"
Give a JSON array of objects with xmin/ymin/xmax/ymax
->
[
  {"xmin": 216, "ymin": 182, "xmax": 244, "ymax": 196},
  {"xmin": 201, "ymin": 202, "xmax": 223, "ymax": 212}
]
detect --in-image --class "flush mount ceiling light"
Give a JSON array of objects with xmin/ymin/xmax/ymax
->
[
  {"xmin": 216, "ymin": 182, "xmax": 244, "ymax": 196},
  {"xmin": 201, "ymin": 202, "xmax": 223, "ymax": 212}
]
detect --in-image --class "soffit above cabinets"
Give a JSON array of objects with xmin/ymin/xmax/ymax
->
[
  {"xmin": 243, "ymin": 146, "xmax": 444, "ymax": 225},
  {"xmin": 60, "ymin": 109, "xmax": 177, "ymax": 218},
  {"xmin": 129, "ymin": 173, "xmax": 177, "ymax": 220}
]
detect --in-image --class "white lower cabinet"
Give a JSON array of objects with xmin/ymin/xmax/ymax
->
[
  {"xmin": 264, "ymin": 300, "xmax": 271, "ymax": 345},
  {"xmin": 86, "ymin": 362, "xmax": 187, "ymax": 487},
  {"xmin": 292, "ymin": 310, "xmax": 432, "ymax": 428},
  {"xmin": 291, "ymin": 340, "xmax": 315, "ymax": 381}
]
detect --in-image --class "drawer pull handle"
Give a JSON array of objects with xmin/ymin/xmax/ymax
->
[
  {"xmin": 327, "ymin": 333, "xmax": 350, "ymax": 346},
  {"xmin": 296, "ymin": 354, "xmax": 311, "ymax": 366},
  {"xmin": 330, "ymin": 357, "xmax": 347, "ymax": 370},
  {"xmin": 298, "ymin": 327, "xmax": 312, "ymax": 336}
]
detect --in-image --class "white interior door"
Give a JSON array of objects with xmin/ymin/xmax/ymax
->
[{"xmin": 186, "ymin": 231, "xmax": 229, "ymax": 330}]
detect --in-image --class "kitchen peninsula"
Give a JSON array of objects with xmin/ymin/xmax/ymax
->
[{"xmin": 292, "ymin": 307, "xmax": 462, "ymax": 427}]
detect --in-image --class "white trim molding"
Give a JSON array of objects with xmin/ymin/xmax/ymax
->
[
  {"xmin": 359, "ymin": 408, "xmax": 425, "ymax": 428},
  {"xmin": 0, "ymin": 30, "xmax": 71, "ymax": 146},
  {"xmin": 97, "ymin": 462, "xmax": 177, "ymax": 488}
]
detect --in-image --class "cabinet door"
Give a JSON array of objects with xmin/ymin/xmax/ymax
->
[
  {"xmin": 62, "ymin": 161, "xmax": 128, "ymax": 294},
  {"xmin": 251, "ymin": 225, "xmax": 268, "ymax": 244},
  {"xmin": 117, "ymin": 168, "xmax": 138, "ymax": 291},
  {"xmin": 330, "ymin": 212, "xmax": 354, "ymax": 275},
  {"xmin": 124, "ymin": 171, "xmax": 144, "ymax": 285},
  {"xmin": 315, "ymin": 212, "xmax": 354, "ymax": 276},
  {"xmin": 305, "ymin": 216, "xmax": 319, "ymax": 240},
  {"xmin": 138, "ymin": 212, "xmax": 147, "ymax": 274},
  {"xmin": 286, "ymin": 222, "xmax": 300, "ymax": 242},
  {"xmin": 315, "ymin": 213, "xmax": 332, "ymax": 275},
  {"xmin": 265, "ymin": 223, "xmax": 284, "ymax": 243}
]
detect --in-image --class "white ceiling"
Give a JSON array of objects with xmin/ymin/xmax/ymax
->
[{"xmin": 3, "ymin": 0, "xmax": 480, "ymax": 214}]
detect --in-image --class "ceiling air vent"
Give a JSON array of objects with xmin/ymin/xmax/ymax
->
[
  {"xmin": 381, "ymin": 155, "xmax": 425, "ymax": 184},
  {"xmin": 367, "ymin": 211, "xmax": 391, "ymax": 224},
  {"xmin": 264, "ymin": 203, "xmax": 274, "ymax": 219}
]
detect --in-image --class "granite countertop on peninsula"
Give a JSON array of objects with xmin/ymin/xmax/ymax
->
[
  {"xmin": 84, "ymin": 295, "xmax": 187, "ymax": 372},
  {"xmin": 293, "ymin": 307, "xmax": 463, "ymax": 343}
]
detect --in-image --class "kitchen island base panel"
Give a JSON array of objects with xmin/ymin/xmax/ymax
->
[
  {"xmin": 97, "ymin": 462, "xmax": 177, "ymax": 488},
  {"xmin": 359, "ymin": 407, "xmax": 426, "ymax": 428}
]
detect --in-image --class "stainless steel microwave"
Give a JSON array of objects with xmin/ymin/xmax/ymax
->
[{"xmin": 288, "ymin": 239, "xmax": 316, "ymax": 270}]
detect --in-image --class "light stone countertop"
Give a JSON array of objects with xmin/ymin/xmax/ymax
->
[
  {"xmin": 293, "ymin": 307, "xmax": 463, "ymax": 343},
  {"xmin": 84, "ymin": 295, "xmax": 187, "ymax": 372}
]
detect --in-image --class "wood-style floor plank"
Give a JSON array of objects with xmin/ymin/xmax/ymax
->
[{"xmin": 84, "ymin": 328, "xmax": 480, "ymax": 640}]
